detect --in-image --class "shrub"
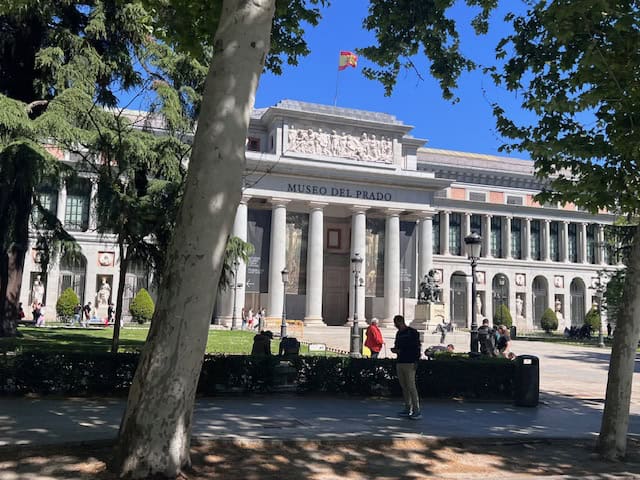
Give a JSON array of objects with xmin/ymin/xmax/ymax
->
[
  {"xmin": 0, "ymin": 352, "xmax": 516, "ymax": 401},
  {"xmin": 584, "ymin": 307, "xmax": 601, "ymax": 334},
  {"xmin": 129, "ymin": 288, "xmax": 155, "ymax": 324},
  {"xmin": 56, "ymin": 288, "xmax": 79, "ymax": 320},
  {"xmin": 540, "ymin": 308, "xmax": 558, "ymax": 333},
  {"xmin": 493, "ymin": 303, "xmax": 513, "ymax": 328}
]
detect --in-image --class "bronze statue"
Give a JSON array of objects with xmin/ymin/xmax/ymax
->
[{"xmin": 418, "ymin": 269, "xmax": 442, "ymax": 304}]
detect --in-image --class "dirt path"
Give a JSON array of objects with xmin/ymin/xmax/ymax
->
[{"xmin": 2, "ymin": 438, "xmax": 639, "ymax": 479}]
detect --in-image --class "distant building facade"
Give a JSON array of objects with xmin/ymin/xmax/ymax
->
[{"xmin": 23, "ymin": 100, "xmax": 618, "ymax": 329}]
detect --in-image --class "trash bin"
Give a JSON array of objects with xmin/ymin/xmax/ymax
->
[
  {"xmin": 513, "ymin": 355, "xmax": 539, "ymax": 407},
  {"xmin": 359, "ymin": 326, "xmax": 367, "ymax": 356},
  {"xmin": 510, "ymin": 325, "xmax": 517, "ymax": 339}
]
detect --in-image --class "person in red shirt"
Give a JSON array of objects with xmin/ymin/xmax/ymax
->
[{"xmin": 365, "ymin": 318, "xmax": 384, "ymax": 358}]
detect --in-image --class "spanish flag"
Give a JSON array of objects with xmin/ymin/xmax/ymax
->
[{"xmin": 338, "ymin": 51, "xmax": 358, "ymax": 70}]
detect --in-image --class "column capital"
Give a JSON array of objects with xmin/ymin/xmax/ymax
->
[
  {"xmin": 417, "ymin": 210, "xmax": 435, "ymax": 219},
  {"xmin": 543, "ymin": 218, "xmax": 551, "ymax": 224},
  {"xmin": 271, "ymin": 198, "xmax": 291, "ymax": 208},
  {"xmin": 239, "ymin": 195, "xmax": 251, "ymax": 205},
  {"xmin": 483, "ymin": 213, "xmax": 492, "ymax": 219},
  {"xmin": 525, "ymin": 217, "xmax": 532, "ymax": 222},
  {"xmin": 562, "ymin": 220, "xmax": 570, "ymax": 225},
  {"xmin": 504, "ymin": 215, "xmax": 513, "ymax": 221},
  {"xmin": 308, "ymin": 201, "xmax": 329, "ymax": 211},
  {"xmin": 464, "ymin": 212, "xmax": 472, "ymax": 218},
  {"xmin": 384, "ymin": 208, "xmax": 404, "ymax": 217},
  {"xmin": 350, "ymin": 205, "xmax": 369, "ymax": 214}
]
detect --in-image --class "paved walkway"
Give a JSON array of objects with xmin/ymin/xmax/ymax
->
[{"xmin": 0, "ymin": 337, "xmax": 638, "ymax": 449}]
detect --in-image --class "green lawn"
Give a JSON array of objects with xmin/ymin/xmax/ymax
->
[{"xmin": 1, "ymin": 327, "xmax": 317, "ymax": 355}]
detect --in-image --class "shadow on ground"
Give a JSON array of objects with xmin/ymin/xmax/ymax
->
[{"xmin": 0, "ymin": 437, "xmax": 639, "ymax": 479}]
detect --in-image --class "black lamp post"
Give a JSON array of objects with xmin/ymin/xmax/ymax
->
[
  {"xmin": 494, "ymin": 276, "xmax": 506, "ymax": 324},
  {"xmin": 594, "ymin": 274, "xmax": 606, "ymax": 348},
  {"xmin": 464, "ymin": 232, "xmax": 482, "ymax": 353},
  {"xmin": 349, "ymin": 253, "xmax": 363, "ymax": 357},
  {"xmin": 231, "ymin": 260, "xmax": 240, "ymax": 330},
  {"xmin": 280, "ymin": 268, "xmax": 289, "ymax": 338}
]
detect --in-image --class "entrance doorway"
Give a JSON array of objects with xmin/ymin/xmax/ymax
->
[{"xmin": 322, "ymin": 254, "xmax": 349, "ymax": 325}]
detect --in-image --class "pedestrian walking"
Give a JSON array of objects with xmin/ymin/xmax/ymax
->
[
  {"xmin": 364, "ymin": 318, "xmax": 384, "ymax": 358},
  {"xmin": 390, "ymin": 314, "xmax": 422, "ymax": 419}
]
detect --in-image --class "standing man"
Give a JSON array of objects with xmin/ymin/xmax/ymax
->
[
  {"xmin": 365, "ymin": 318, "xmax": 384, "ymax": 358},
  {"xmin": 390, "ymin": 314, "xmax": 422, "ymax": 419}
]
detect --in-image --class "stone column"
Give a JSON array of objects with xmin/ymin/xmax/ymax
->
[
  {"xmin": 56, "ymin": 179, "xmax": 67, "ymax": 224},
  {"xmin": 463, "ymin": 212, "xmax": 471, "ymax": 237},
  {"xmin": 88, "ymin": 178, "xmax": 99, "ymax": 231},
  {"xmin": 349, "ymin": 207, "xmax": 368, "ymax": 324},
  {"xmin": 267, "ymin": 199, "xmax": 289, "ymax": 321},
  {"xmin": 542, "ymin": 219, "xmax": 551, "ymax": 261},
  {"xmin": 383, "ymin": 210, "xmax": 401, "ymax": 326},
  {"xmin": 418, "ymin": 213, "xmax": 433, "ymax": 280},
  {"xmin": 440, "ymin": 211, "xmax": 450, "ymax": 255},
  {"xmin": 503, "ymin": 216, "xmax": 512, "ymax": 259},
  {"xmin": 598, "ymin": 225, "xmax": 606, "ymax": 265},
  {"xmin": 483, "ymin": 214, "xmax": 492, "ymax": 258},
  {"xmin": 561, "ymin": 221, "xmax": 569, "ymax": 262},
  {"xmin": 523, "ymin": 217, "xmax": 531, "ymax": 260},
  {"xmin": 304, "ymin": 202, "xmax": 326, "ymax": 326},
  {"xmin": 217, "ymin": 198, "xmax": 249, "ymax": 327},
  {"xmin": 580, "ymin": 222, "xmax": 588, "ymax": 264}
]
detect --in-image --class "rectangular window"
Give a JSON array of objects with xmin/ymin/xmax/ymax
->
[
  {"xmin": 511, "ymin": 218, "xmax": 522, "ymax": 259},
  {"xmin": 33, "ymin": 190, "xmax": 58, "ymax": 224},
  {"xmin": 468, "ymin": 192, "xmax": 486, "ymax": 202},
  {"xmin": 470, "ymin": 214, "xmax": 482, "ymax": 235},
  {"xmin": 432, "ymin": 213, "xmax": 440, "ymax": 254},
  {"xmin": 568, "ymin": 223, "xmax": 578, "ymax": 262},
  {"xmin": 530, "ymin": 220, "xmax": 541, "ymax": 260},
  {"xmin": 506, "ymin": 195, "xmax": 524, "ymax": 205},
  {"xmin": 449, "ymin": 213, "xmax": 462, "ymax": 256},
  {"xmin": 550, "ymin": 221, "xmax": 560, "ymax": 261},
  {"xmin": 247, "ymin": 137, "xmax": 261, "ymax": 152},
  {"xmin": 587, "ymin": 224, "xmax": 596, "ymax": 264},
  {"xmin": 64, "ymin": 195, "xmax": 89, "ymax": 231},
  {"xmin": 491, "ymin": 217, "xmax": 502, "ymax": 257}
]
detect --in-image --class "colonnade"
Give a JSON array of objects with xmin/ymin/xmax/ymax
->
[{"xmin": 217, "ymin": 199, "xmax": 435, "ymax": 327}]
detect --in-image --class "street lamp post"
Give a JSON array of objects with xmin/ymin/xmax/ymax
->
[
  {"xmin": 595, "ymin": 275, "xmax": 606, "ymax": 348},
  {"xmin": 464, "ymin": 232, "xmax": 482, "ymax": 353},
  {"xmin": 281, "ymin": 268, "xmax": 289, "ymax": 338},
  {"xmin": 231, "ymin": 260, "xmax": 240, "ymax": 330},
  {"xmin": 494, "ymin": 276, "xmax": 506, "ymax": 324},
  {"xmin": 350, "ymin": 253, "xmax": 364, "ymax": 357}
]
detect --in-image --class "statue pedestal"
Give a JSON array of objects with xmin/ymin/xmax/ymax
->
[{"xmin": 412, "ymin": 303, "xmax": 446, "ymax": 331}]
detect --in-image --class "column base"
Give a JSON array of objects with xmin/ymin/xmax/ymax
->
[
  {"xmin": 303, "ymin": 316, "xmax": 326, "ymax": 326},
  {"xmin": 379, "ymin": 317, "xmax": 395, "ymax": 328},
  {"xmin": 215, "ymin": 315, "xmax": 233, "ymax": 329}
]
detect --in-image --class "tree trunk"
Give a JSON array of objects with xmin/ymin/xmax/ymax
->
[
  {"xmin": 598, "ymin": 225, "xmax": 640, "ymax": 459},
  {"xmin": 112, "ymin": 0, "xmax": 275, "ymax": 477},
  {"xmin": 111, "ymin": 240, "xmax": 128, "ymax": 354}
]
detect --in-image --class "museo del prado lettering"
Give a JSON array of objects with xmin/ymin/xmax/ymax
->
[{"xmin": 287, "ymin": 183, "xmax": 392, "ymax": 201}]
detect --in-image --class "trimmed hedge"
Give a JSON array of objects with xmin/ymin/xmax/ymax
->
[
  {"xmin": 584, "ymin": 307, "xmax": 601, "ymax": 334},
  {"xmin": 541, "ymin": 308, "xmax": 558, "ymax": 333},
  {"xmin": 56, "ymin": 288, "xmax": 80, "ymax": 320},
  {"xmin": 493, "ymin": 304, "xmax": 513, "ymax": 328},
  {"xmin": 0, "ymin": 352, "xmax": 515, "ymax": 401},
  {"xmin": 129, "ymin": 289, "xmax": 154, "ymax": 324}
]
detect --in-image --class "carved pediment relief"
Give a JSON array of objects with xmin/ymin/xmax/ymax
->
[{"xmin": 286, "ymin": 126, "xmax": 393, "ymax": 164}]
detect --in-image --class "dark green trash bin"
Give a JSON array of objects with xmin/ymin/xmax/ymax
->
[{"xmin": 514, "ymin": 355, "xmax": 539, "ymax": 407}]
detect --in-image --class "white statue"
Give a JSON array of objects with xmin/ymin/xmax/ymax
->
[
  {"xmin": 31, "ymin": 274, "xmax": 45, "ymax": 305},
  {"xmin": 515, "ymin": 296, "xmax": 523, "ymax": 317},
  {"xmin": 555, "ymin": 299, "xmax": 564, "ymax": 322},
  {"xmin": 475, "ymin": 294, "xmax": 483, "ymax": 316},
  {"xmin": 97, "ymin": 278, "xmax": 111, "ymax": 308}
]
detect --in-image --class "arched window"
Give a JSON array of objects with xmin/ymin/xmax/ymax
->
[
  {"xmin": 532, "ymin": 276, "xmax": 548, "ymax": 327},
  {"xmin": 58, "ymin": 253, "xmax": 87, "ymax": 303},
  {"xmin": 450, "ymin": 272, "xmax": 468, "ymax": 328},
  {"xmin": 492, "ymin": 274, "xmax": 510, "ymax": 321},
  {"xmin": 122, "ymin": 258, "xmax": 151, "ymax": 319},
  {"xmin": 570, "ymin": 278, "xmax": 586, "ymax": 326}
]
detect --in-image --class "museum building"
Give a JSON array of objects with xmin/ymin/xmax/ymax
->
[{"xmin": 22, "ymin": 100, "xmax": 618, "ymax": 329}]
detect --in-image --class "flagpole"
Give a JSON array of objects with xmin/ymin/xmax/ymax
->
[{"xmin": 333, "ymin": 66, "xmax": 340, "ymax": 106}]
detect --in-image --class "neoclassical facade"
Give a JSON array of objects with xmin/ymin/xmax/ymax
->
[{"xmin": 23, "ymin": 100, "xmax": 618, "ymax": 329}]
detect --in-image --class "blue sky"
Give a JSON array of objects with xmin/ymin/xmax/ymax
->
[{"xmin": 256, "ymin": 1, "xmax": 529, "ymax": 158}]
